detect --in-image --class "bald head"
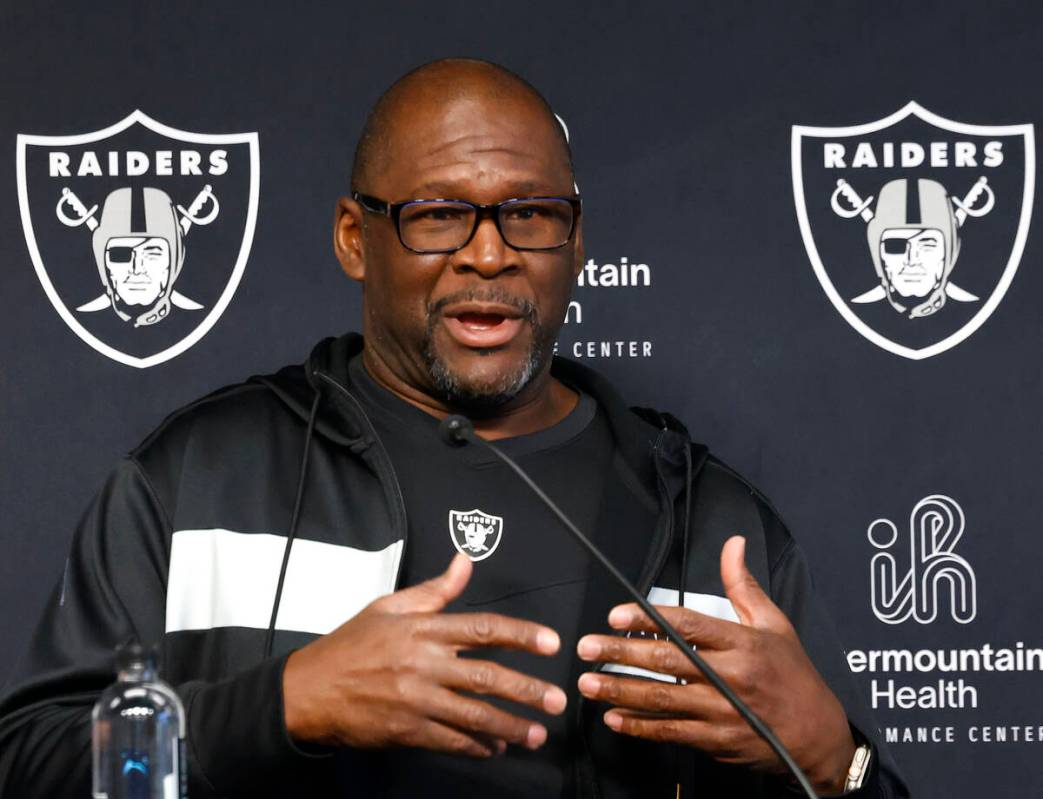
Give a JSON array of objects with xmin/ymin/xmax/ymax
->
[{"xmin": 350, "ymin": 58, "xmax": 573, "ymax": 193}]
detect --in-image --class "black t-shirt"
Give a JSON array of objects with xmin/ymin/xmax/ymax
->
[{"xmin": 345, "ymin": 356, "xmax": 614, "ymax": 798}]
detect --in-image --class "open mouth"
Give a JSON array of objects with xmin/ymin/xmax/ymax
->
[
  {"xmin": 441, "ymin": 303, "xmax": 528, "ymax": 349},
  {"xmin": 456, "ymin": 311, "xmax": 511, "ymax": 329}
]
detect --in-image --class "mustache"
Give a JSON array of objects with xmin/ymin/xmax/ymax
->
[{"xmin": 427, "ymin": 287, "xmax": 538, "ymax": 323}]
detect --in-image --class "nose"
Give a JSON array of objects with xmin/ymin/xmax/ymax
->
[
  {"xmin": 130, "ymin": 248, "xmax": 147, "ymax": 274},
  {"xmin": 900, "ymin": 242, "xmax": 918, "ymax": 267},
  {"xmin": 449, "ymin": 216, "xmax": 519, "ymax": 278}
]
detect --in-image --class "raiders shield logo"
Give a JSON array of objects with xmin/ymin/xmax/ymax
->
[
  {"xmin": 792, "ymin": 102, "xmax": 1033, "ymax": 359},
  {"xmin": 17, "ymin": 110, "xmax": 259, "ymax": 367},
  {"xmin": 448, "ymin": 508, "xmax": 504, "ymax": 562}
]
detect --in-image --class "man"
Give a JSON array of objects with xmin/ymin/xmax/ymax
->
[{"xmin": 0, "ymin": 59, "xmax": 907, "ymax": 798}]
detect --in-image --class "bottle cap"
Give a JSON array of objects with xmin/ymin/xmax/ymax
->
[{"xmin": 115, "ymin": 639, "xmax": 158, "ymax": 671}]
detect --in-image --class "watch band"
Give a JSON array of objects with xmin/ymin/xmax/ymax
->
[{"xmin": 843, "ymin": 743, "xmax": 872, "ymax": 792}]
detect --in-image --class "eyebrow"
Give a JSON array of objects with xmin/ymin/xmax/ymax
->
[{"xmin": 409, "ymin": 179, "xmax": 557, "ymax": 198}]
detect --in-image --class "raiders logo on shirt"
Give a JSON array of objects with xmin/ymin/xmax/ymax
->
[{"xmin": 448, "ymin": 509, "xmax": 503, "ymax": 562}]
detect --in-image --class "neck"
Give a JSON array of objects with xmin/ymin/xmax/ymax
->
[{"xmin": 361, "ymin": 348, "xmax": 578, "ymax": 440}]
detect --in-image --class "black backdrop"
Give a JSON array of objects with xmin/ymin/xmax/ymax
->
[{"xmin": 4, "ymin": 3, "xmax": 1043, "ymax": 796}]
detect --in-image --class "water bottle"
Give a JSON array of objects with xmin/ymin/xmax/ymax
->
[{"xmin": 92, "ymin": 641, "xmax": 187, "ymax": 799}]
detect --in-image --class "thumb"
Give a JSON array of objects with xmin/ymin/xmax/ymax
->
[
  {"xmin": 380, "ymin": 553, "xmax": 473, "ymax": 614},
  {"xmin": 720, "ymin": 535, "xmax": 776, "ymax": 627}
]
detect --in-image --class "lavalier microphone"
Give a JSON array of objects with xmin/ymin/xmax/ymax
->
[{"xmin": 438, "ymin": 414, "xmax": 474, "ymax": 447}]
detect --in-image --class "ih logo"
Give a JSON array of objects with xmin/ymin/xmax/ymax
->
[
  {"xmin": 448, "ymin": 508, "xmax": 503, "ymax": 562},
  {"xmin": 793, "ymin": 102, "xmax": 1034, "ymax": 359},
  {"xmin": 868, "ymin": 495, "xmax": 976, "ymax": 625},
  {"xmin": 17, "ymin": 111, "xmax": 259, "ymax": 367}
]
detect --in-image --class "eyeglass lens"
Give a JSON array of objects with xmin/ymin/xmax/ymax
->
[{"xmin": 398, "ymin": 199, "xmax": 574, "ymax": 252}]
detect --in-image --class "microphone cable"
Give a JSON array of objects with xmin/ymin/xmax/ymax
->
[{"xmin": 439, "ymin": 415, "xmax": 819, "ymax": 799}]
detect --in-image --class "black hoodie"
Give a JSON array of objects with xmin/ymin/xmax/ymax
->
[{"xmin": 0, "ymin": 334, "xmax": 908, "ymax": 798}]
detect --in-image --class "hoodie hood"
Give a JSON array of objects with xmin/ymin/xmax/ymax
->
[{"xmin": 252, "ymin": 334, "xmax": 367, "ymax": 447}]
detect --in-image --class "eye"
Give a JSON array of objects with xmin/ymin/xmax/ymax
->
[
  {"xmin": 412, "ymin": 205, "xmax": 467, "ymax": 222},
  {"xmin": 503, "ymin": 203, "xmax": 549, "ymax": 222},
  {"xmin": 882, "ymin": 239, "xmax": 908, "ymax": 255}
]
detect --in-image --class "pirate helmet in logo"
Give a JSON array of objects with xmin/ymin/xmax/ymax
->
[
  {"xmin": 92, "ymin": 187, "xmax": 185, "ymax": 326},
  {"xmin": 832, "ymin": 174, "xmax": 994, "ymax": 319},
  {"xmin": 57, "ymin": 182, "xmax": 219, "ymax": 328},
  {"xmin": 867, "ymin": 179, "xmax": 960, "ymax": 318}
]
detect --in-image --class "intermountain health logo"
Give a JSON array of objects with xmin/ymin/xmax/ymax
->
[
  {"xmin": 850, "ymin": 495, "xmax": 1043, "ymax": 741},
  {"xmin": 792, "ymin": 103, "xmax": 1033, "ymax": 359},
  {"xmin": 17, "ymin": 111, "xmax": 259, "ymax": 367},
  {"xmin": 868, "ymin": 494, "xmax": 976, "ymax": 625},
  {"xmin": 448, "ymin": 508, "xmax": 503, "ymax": 562}
]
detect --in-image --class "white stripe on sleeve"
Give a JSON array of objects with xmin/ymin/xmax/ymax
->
[
  {"xmin": 601, "ymin": 586, "xmax": 739, "ymax": 682},
  {"xmin": 165, "ymin": 528, "xmax": 403, "ymax": 635}
]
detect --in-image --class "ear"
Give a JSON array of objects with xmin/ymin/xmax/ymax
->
[{"xmin": 334, "ymin": 196, "xmax": 366, "ymax": 282}]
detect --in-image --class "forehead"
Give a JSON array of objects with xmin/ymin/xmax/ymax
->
[
  {"xmin": 881, "ymin": 228, "xmax": 944, "ymax": 241},
  {"xmin": 106, "ymin": 236, "xmax": 169, "ymax": 249},
  {"xmin": 375, "ymin": 95, "xmax": 572, "ymax": 201}
]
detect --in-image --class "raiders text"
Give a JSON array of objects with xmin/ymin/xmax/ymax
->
[
  {"xmin": 823, "ymin": 141, "xmax": 1003, "ymax": 169},
  {"xmin": 48, "ymin": 150, "xmax": 229, "ymax": 178}
]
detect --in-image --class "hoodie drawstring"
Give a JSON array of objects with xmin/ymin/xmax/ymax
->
[
  {"xmin": 675, "ymin": 441, "xmax": 694, "ymax": 797},
  {"xmin": 264, "ymin": 390, "xmax": 322, "ymax": 659},
  {"xmin": 680, "ymin": 441, "xmax": 692, "ymax": 605}
]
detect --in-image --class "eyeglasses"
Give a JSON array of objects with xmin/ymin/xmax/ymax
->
[{"xmin": 352, "ymin": 192, "xmax": 582, "ymax": 254}]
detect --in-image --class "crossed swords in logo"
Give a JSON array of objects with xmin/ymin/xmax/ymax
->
[
  {"xmin": 831, "ymin": 176, "xmax": 994, "ymax": 304},
  {"xmin": 55, "ymin": 184, "xmax": 219, "ymax": 313}
]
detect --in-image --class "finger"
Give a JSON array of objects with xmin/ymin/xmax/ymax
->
[
  {"xmin": 605, "ymin": 603, "xmax": 745, "ymax": 650},
  {"xmin": 407, "ymin": 718, "xmax": 507, "ymax": 759},
  {"xmin": 421, "ymin": 612, "xmax": 560, "ymax": 656},
  {"xmin": 577, "ymin": 672, "xmax": 731, "ymax": 718},
  {"xmin": 436, "ymin": 659, "xmax": 568, "ymax": 715},
  {"xmin": 427, "ymin": 686, "xmax": 549, "ymax": 750},
  {"xmin": 720, "ymin": 536, "xmax": 786, "ymax": 629},
  {"xmin": 576, "ymin": 634, "xmax": 705, "ymax": 680},
  {"xmin": 602, "ymin": 708, "xmax": 744, "ymax": 755},
  {"xmin": 378, "ymin": 553, "xmax": 473, "ymax": 614}
]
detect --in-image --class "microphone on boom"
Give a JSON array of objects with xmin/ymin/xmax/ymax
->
[{"xmin": 435, "ymin": 414, "xmax": 819, "ymax": 799}]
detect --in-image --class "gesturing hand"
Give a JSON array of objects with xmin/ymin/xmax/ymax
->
[
  {"xmin": 283, "ymin": 553, "xmax": 567, "ymax": 758},
  {"xmin": 575, "ymin": 536, "xmax": 855, "ymax": 795}
]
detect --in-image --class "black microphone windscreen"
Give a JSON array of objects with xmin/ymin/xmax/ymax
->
[{"xmin": 438, "ymin": 415, "xmax": 474, "ymax": 447}]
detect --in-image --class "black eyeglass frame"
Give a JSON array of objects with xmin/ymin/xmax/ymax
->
[{"xmin": 351, "ymin": 191, "xmax": 582, "ymax": 254}]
